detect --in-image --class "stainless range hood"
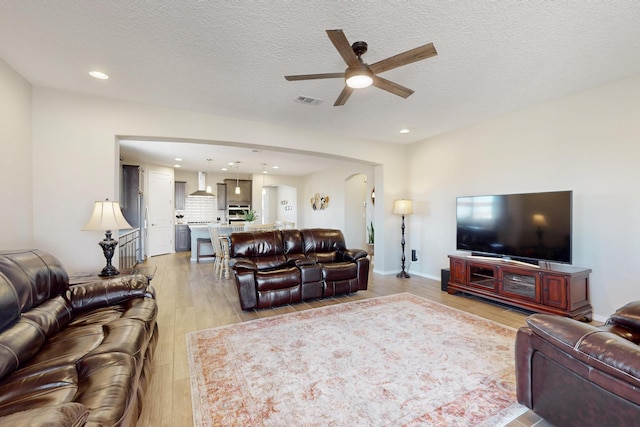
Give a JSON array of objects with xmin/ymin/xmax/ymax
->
[{"xmin": 189, "ymin": 171, "xmax": 215, "ymax": 197}]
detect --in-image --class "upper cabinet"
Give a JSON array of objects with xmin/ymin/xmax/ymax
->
[
  {"xmin": 217, "ymin": 183, "xmax": 227, "ymax": 210},
  {"xmin": 175, "ymin": 181, "xmax": 186, "ymax": 210},
  {"xmin": 224, "ymin": 179, "xmax": 252, "ymax": 204}
]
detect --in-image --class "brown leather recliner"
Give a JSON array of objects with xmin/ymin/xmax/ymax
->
[
  {"xmin": 229, "ymin": 228, "xmax": 369, "ymax": 310},
  {"xmin": 515, "ymin": 301, "xmax": 640, "ymax": 426},
  {"xmin": 0, "ymin": 249, "xmax": 158, "ymax": 426}
]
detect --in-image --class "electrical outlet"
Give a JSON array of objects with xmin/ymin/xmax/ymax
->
[{"xmin": 411, "ymin": 249, "xmax": 418, "ymax": 262}]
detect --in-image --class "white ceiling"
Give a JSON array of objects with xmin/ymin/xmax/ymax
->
[{"xmin": 1, "ymin": 2, "xmax": 639, "ymax": 174}]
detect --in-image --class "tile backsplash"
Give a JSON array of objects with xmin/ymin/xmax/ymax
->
[{"xmin": 179, "ymin": 196, "xmax": 219, "ymax": 223}]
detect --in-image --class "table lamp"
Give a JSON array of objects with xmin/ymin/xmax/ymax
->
[
  {"xmin": 393, "ymin": 199, "xmax": 413, "ymax": 278},
  {"xmin": 82, "ymin": 199, "xmax": 133, "ymax": 276}
]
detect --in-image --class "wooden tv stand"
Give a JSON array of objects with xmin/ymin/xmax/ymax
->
[{"xmin": 447, "ymin": 255, "xmax": 592, "ymax": 321}]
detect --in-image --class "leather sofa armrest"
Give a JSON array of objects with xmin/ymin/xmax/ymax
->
[
  {"xmin": 293, "ymin": 258, "xmax": 316, "ymax": 267},
  {"xmin": 526, "ymin": 314, "xmax": 601, "ymax": 354},
  {"xmin": 229, "ymin": 258, "xmax": 257, "ymax": 271},
  {"xmin": 343, "ymin": 248, "xmax": 368, "ymax": 262},
  {"xmin": 68, "ymin": 274, "xmax": 153, "ymax": 314},
  {"xmin": 606, "ymin": 300, "xmax": 640, "ymax": 331},
  {"xmin": 234, "ymin": 269, "xmax": 258, "ymax": 310},
  {"xmin": 515, "ymin": 327, "xmax": 535, "ymax": 408}
]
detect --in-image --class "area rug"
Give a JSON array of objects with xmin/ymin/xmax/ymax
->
[{"xmin": 187, "ymin": 293, "xmax": 528, "ymax": 426}]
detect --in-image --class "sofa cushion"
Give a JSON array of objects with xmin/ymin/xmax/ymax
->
[
  {"xmin": 231, "ymin": 230, "xmax": 284, "ymax": 257},
  {"xmin": 0, "ymin": 250, "xmax": 68, "ymax": 331},
  {"xmin": 75, "ymin": 352, "xmax": 138, "ymax": 425},
  {"xmin": 0, "ymin": 364, "xmax": 79, "ymax": 417},
  {"xmin": 230, "ymin": 231, "xmax": 289, "ymax": 270},
  {"xmin": 0, "ymin": 319, "xmax": 47, "ymax": 381},
  {"xmin": 282, "ymin": 229, "xmax": 304, "ymax": 254},
  {"xmin": 0, "ymin": 402, "xmax": 89, "ymax": 427},
  {"xmin": 256, "ymin": 267, "xmax": 301, "ymax": 292},
  {"xmin": 301, "ymin": 229, "xmax": 347, "ymax": 255}
]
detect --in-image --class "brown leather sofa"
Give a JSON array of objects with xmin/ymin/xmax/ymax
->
[
  {"xmin": 515, "ymin": 301, "xmax": 640, "ymax": 426},
  {"xmin": 229, "ymin": 228, "xmax": 369, "ymax": 309},
  {"xmin": 0, "ymin": 249, "xmax": 158, "ymax": 426}
]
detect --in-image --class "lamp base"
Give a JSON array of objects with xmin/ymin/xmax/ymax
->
[
  {"xmin": 396, "ymin": 271, "xmax": 411, "ymax": 279},
  {"xmin": 98, "ymin": 230, "xmax": 120, "ymax": 277},
  {"xmin": 99, "ymin": 265, "xmax": 120, "ymax": 277}
]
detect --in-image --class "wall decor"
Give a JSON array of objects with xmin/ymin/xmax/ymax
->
[{"xmin": 310, "ymin": 192, "xmax": 330, "ymax": 210}]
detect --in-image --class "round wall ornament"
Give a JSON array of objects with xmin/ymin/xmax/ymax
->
[{"xmin": 310, "ymin": 193, "xmax": 330, "ymax": 210}]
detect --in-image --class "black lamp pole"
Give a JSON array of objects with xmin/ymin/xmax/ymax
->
[{"xmin": 397, "ymin": 214, "xmax": 410, "ymax": 278}]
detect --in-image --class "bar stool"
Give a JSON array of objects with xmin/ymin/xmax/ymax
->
[{"xmin": 196, "ymin": 237, "xmax": 215, "ymax": 263}]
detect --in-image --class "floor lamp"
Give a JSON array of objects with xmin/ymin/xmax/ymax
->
[
  {"xmin": 82, "ymin": 199, "xmax": 133, "ymax": 276},
  {"xmin": 393, "ymin": 199, "xmax": 413, "ymax": 278}
]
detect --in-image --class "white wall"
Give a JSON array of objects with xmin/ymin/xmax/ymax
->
[
  {"xmin": 0, "ymin": 58, "xmax": 32, "ymax": 248},
  {"xmin": 407, "ymin": 73, "xmax": 640, "ymax": 319},
  {"xmin": 275, "ymin": 186, "xmax": 296, "ymax": 225},
  {"xmin": 303, "ymin": 164, "xmax": 375, "ymax": 248},
  {"xmin": 30, "ymin": 87, "xmax": 404, "ymax": 274},
  {"xmin": 344, "ymin": 173, "xmax": 367, "ymax": 249}
]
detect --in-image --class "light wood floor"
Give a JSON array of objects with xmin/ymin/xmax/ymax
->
[{"xmin": 136, "ymin": 252, "xmax": 551, "ymax": 427}]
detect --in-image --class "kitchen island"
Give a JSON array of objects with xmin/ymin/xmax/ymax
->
[{"xmin": 188, "ymin": 224, "xmax": 214, "ymax": 262}]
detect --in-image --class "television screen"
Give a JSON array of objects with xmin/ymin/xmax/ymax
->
[{"xmin": 456, "ymin": 191, "xmax": 572, "ymax": 264}]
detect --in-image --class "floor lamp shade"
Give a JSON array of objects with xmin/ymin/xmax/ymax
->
[
  {"xmin": 393, "ymin": 199, "xmax": 413, "ymax": 216},
  {"xmin": 393, "ymin": 199, "xmax": 413, "ymax": 278},
  {"xmin": 82, "ymin": 199, "xmax": 133, "ymax": 276}
]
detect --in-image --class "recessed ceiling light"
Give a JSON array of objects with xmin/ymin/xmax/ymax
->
[
  {"xmin": 174, "ymin": 157, "xmax": 182, "ymax": 161},
  {"xmin": 89, "ymin": 71, "xmax": 109, "ymax": 80},
  {"xmin": 272, "ymin": 165, "xmax": 279, "ymax": 169},
  {"xmin": 400, "ymin": 128, "xmax": 410, "ymax": 134},
  {"xmin": 221, "ymin": 167, "xmax": 228, "ymax": 171},
  {"xmin": 174, "ymin": 164, "xmax": 181, "ymax": 168}
]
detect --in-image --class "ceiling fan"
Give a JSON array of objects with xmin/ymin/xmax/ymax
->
[{"xmin": 285, "ymin": 29, "xmax": 437, "ymax": 106}]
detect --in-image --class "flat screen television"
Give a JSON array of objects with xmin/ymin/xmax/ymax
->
[{"xmin": 456, "ymin": 190, "xmax": 572, "ymax": 264}]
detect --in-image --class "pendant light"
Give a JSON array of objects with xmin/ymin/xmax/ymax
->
[{"xmin": 235, "ymin": 161, "xmax": 241, "ymax": 195}]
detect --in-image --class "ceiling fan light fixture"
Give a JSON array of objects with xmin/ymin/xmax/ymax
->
[{"xmin": 345, "ymin": 67, "xmax": 373, "ymax": 89}]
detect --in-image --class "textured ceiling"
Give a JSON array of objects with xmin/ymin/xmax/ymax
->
[{"xmin": 1, "ymin": 2, "xmax": 639, "ymax": 172}]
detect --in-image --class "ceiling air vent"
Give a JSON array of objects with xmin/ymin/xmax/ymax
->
[{"xmin": 294, "ymin": 96, "xmax": 323, "ymax": 106}]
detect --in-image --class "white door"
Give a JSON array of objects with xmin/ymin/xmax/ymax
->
[{"xmin": 148, "ymin": 171, "xmax": 174, "ymax": 256}]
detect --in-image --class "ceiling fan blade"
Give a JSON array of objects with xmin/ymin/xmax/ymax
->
[
  {"xmin": 369, "ymin": 42, "xmax": 437, "ymax": 74},
  {"xmin": 334, "ymin": 86, "xmax": 353, "ymax": 106},
  {"xmin": 326, "ymin": 29, "xmax": 360, "ymax": 68},
  {"xmin": 372, "ymin": 76, "xmax": 414, "ymax": 98},
  {"xmin": 285, "ymin": 72, "xmax": 344, "ymax": 81}
]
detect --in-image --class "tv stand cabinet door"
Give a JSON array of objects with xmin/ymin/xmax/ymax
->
[
  {"xmin": 450, "ymin": 258, "xmax": 466, "ymax": 285},
  {"xmin": 542, "ymin": 274, "xmax": 568, "ymax": 310},
  {"xmin": 499, "ymin": 267, "xmax": 541, "ymax": 303}
]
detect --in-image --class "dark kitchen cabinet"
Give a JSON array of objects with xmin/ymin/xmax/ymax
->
[
  {"xmin": 175, "ymin": 181, "xmax": 186, "ymax": 210},
  {"xmin": 217, "ymin": 183, "xmax": 227, "ymax": 210},
  {"xmin": 175, "ymin": 225, "xmax": 191, "ymax": 252},
  {"xmin": 224, "ymin": 179, "xmax": 252, "ymax": 204}
]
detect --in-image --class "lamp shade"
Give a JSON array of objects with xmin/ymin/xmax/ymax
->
[
  {"xmin": 393, "ymin": 199, "xmax": 413, "ymax": 215},
  {"xmin": 82, "ymin": 200, "xmax": 133, "ymax": 231}
]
